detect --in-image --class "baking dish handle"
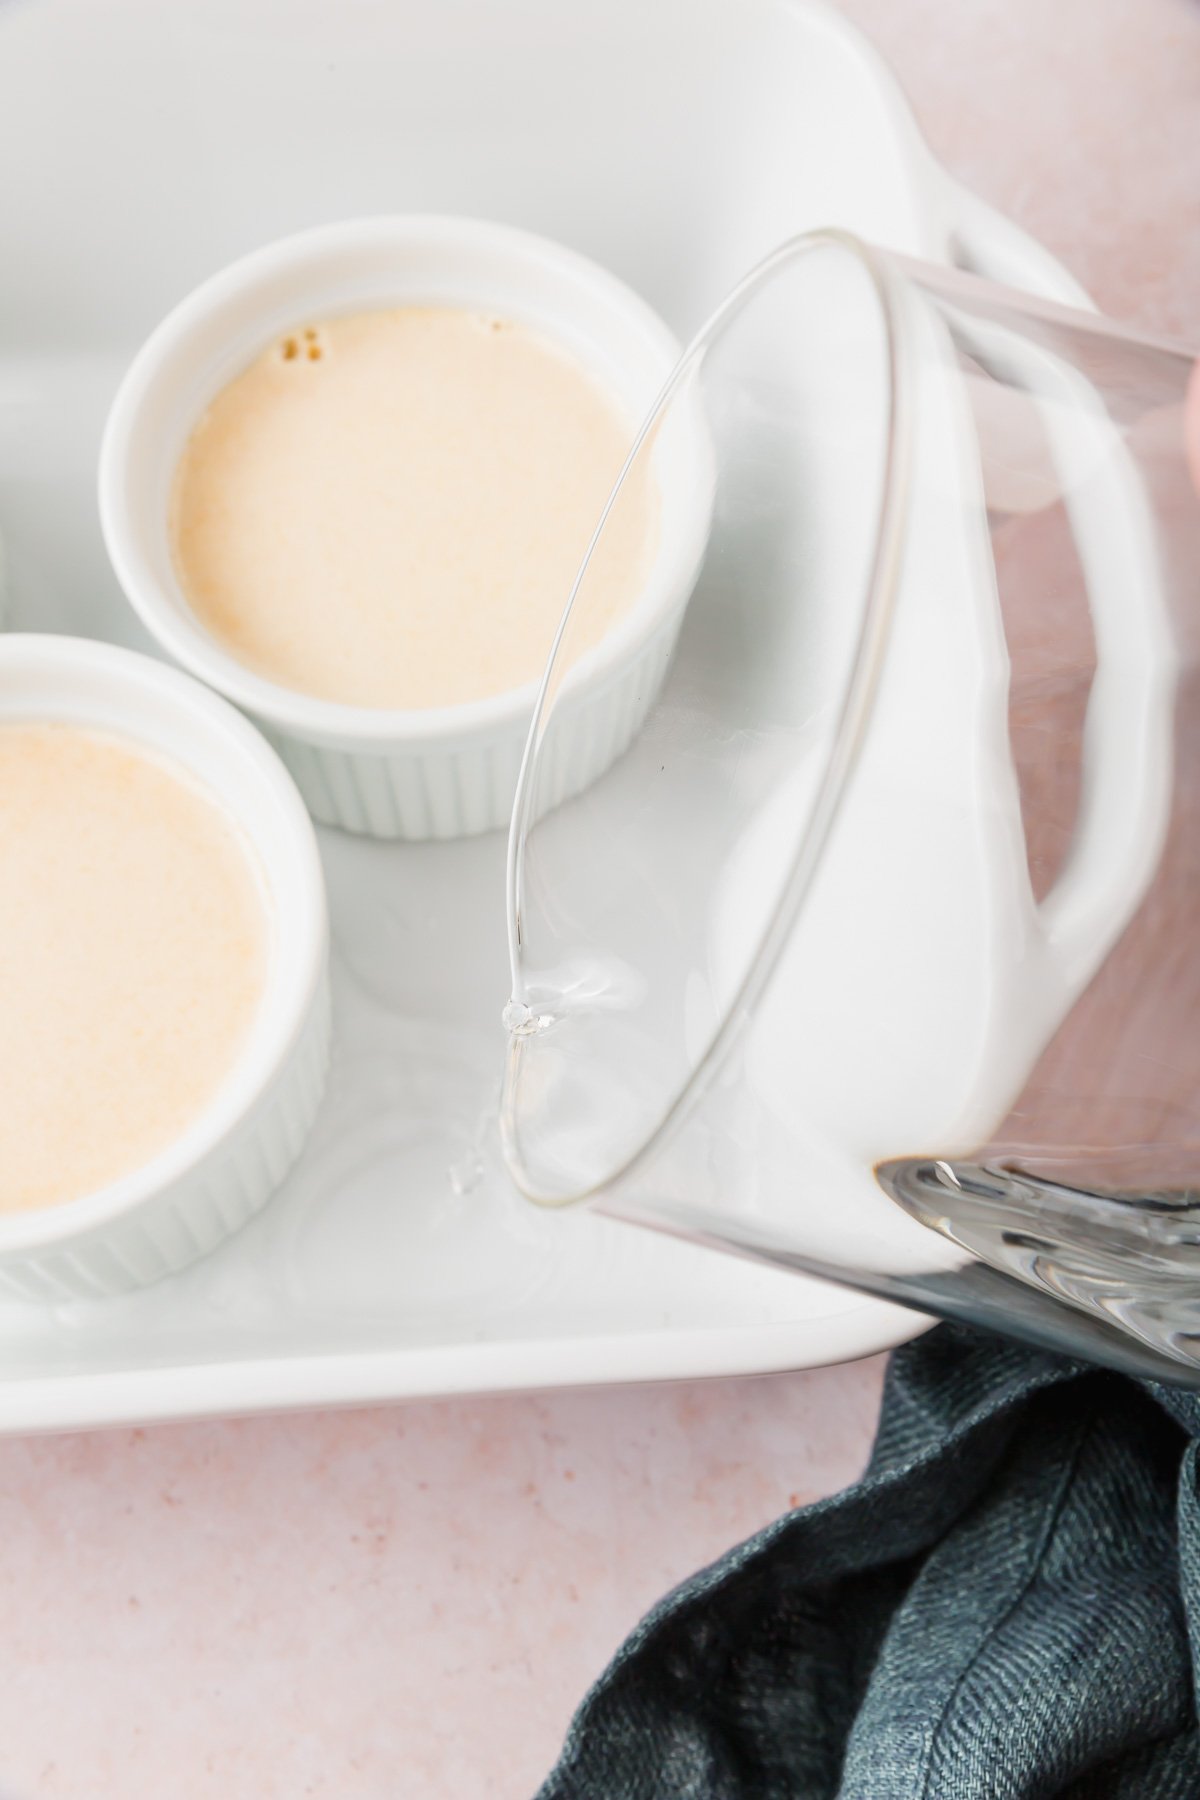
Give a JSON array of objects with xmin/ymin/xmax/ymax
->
[{"xmin": 942, "ymin": 181, "xmax": 1093, "ymax": 312}]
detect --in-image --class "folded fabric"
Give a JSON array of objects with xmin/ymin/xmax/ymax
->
[{"xmin": 537, "ymin": 1324, "xmax": 1200, "ymax": 1799}]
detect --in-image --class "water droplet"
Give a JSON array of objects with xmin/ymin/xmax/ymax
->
[
  {"xmin": 503, "ymin": 999, "xmax": 557, "ymax": 1036},
  {"xmin": 447, "ymin": 1145, "xmax": 484, "ymax": 1197},
  {"xmin": 503, "ymin": 999, "xmax": 532, "ymax": 1034},
  {"xmin": 445, "ymin": 1099, "xmax": 499, "ymax": 1198}
]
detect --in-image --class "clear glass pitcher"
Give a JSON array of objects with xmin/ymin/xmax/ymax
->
[{"xmin": 500, "ymin": 230, "xmax": 1200, "ymax": 1384}]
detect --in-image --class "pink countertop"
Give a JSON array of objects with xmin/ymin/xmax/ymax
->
[{"xmin": 3, "ymin": 3, "xmax": 1198, "ymax": 1795}]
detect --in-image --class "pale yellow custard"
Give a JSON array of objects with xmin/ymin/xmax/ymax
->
[
  {"xmin": 0, "ymin": 724, "xmax": 267, "ymax": 1213},
  {"xmin": 169, "ymin": 306, "xmax": 659, "ymax": 709}
]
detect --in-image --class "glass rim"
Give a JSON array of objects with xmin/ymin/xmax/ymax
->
[{"xmin": 501, "ymin": 226, "xmax": 916, "ymax": 1206}]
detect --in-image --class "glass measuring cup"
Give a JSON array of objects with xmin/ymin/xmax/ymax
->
[{"xmin": 501, "ymin": 230, "xmax": 1200, "ymax": 1383}]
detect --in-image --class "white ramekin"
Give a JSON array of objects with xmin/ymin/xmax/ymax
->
[
  {"xmin": 0, "ymin": 635, "xmax": 330, "ymax": 1302},
  {"xmin": 98, "ymin": 214, "xmax": 712, "ymax": 840}
]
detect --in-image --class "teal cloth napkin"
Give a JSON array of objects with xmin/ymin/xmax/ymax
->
[{"xmin": 537, "ymin": 1325, "xmax": 1200, "ymax": 1798}]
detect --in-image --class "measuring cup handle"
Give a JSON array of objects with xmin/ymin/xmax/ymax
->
[
  {"xmin": 943, "ymin": 187, "xmax": 1176, "ymax": 1001},
  {"xmin": 1033, "ymin": 468, "xmax": 1174, "ymax": 998}
]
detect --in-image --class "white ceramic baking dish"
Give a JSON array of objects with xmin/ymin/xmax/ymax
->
[{"xmin": 0, "ymin": 0, "xmax": 1090, "ymax": 1430}]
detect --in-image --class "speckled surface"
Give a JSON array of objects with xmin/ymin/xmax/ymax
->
[
  {"xmin": 0, "ymin": 1369, "xmax": 886, "ymax": 1798},
  {"xmin": 1, "ymin": 3, "xmax": 1197, "ymax": 1795}
]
